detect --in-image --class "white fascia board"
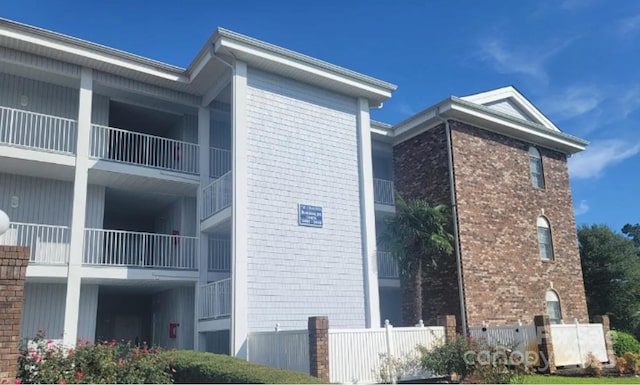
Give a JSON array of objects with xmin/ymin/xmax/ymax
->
[
  {"xmin": 215, "ymin": 37, "xmax": 394, "ymax": 103},
  {"xmin": 0, "ymin": 22, "xmax": 189, "ymax": 83}
]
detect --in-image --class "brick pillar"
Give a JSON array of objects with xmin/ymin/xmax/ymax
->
[
  {"xmin": 534, "ymin": 315, "xmax": 556, "ymax": 374},
  {"xmin": 0, "ymin": 246, "xmax": 29, "ymax": 382},
  {"xmin": 593, "ymin": 315, "xmax": 616, "ymax": 364},
  {"xmin": 436, "ymin": 315, "xmax": 457, "ymax": 342},
  {"xmin": 308, "ymin": 316, "xmax": 329, "ymax": 382}
]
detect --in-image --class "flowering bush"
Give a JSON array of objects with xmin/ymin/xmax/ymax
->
[{"xmin": 16, "ymin": 332, "xmax": 172, "ymax": 384}]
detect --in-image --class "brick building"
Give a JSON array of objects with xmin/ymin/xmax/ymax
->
[{"xmin": 390, "ymin": 87, "xmax": 589, "ymax": 330}]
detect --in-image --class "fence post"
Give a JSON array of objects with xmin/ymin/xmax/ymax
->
[
  {"xmin": 275, "ymin": 323, "xmax": 281, "ymax": 369},
  {"xmin": 437, "ymin": 315, "xmax": 457, "ymax": 342},
  {"xmin": 308, "ymin": 316, "xmax": 329, "ymax": 382},
  {"xmin": 384, "ymin": 320, "xmax": 395, "ymax": 384},
  {"xmin": 592, "ymin": 315, "xmax": 616, "ymax": 364},
  {"xmin": 575, "ymin": 318, "xmax": 584, "ymax": 368},
  {"xmin": 534, "ymin": 315, "xmax": 556, "ymax": 374}
]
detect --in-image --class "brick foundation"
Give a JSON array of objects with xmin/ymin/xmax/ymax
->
[
  {"xmin": 0, "ymin": 246, "xmax": 29, "ymax": 382},
  {"xmin": 308, "ymin": 316, "xmax": 329, "ymax": 382}
]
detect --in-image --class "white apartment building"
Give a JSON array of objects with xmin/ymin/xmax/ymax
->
[{"xmin": 0, "ymin": 19, "xmax": 402, "ymax": 356}]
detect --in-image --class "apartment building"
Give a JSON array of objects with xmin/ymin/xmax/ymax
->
[{"xmin": 0, "ymin": 18, "xmax": 589, "ymax": 357}]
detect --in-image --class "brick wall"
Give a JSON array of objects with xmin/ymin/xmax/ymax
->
[
  {"xmin": 393, "ymin": 124, "xmax": 462, "ymax": 327},
  {"xmin": 449, "ymin": 121, "xmax": 588, "ymax": 326},
  {"xmin": 0, "ymin": 246, "xmax": 29, "ymax": 382}
]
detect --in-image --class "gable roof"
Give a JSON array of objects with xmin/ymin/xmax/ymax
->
[{"xmin": 460, "ymin": 86, "xmax": 560, "ymax": 131}]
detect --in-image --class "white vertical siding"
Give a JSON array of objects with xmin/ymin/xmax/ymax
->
[
  {"xmin": 154, "ymin": 200, "xmax": 182, "ymax": 235},
  {"xmin": 77, "ymin": 285, "xmax": 99, "ymax": 342},
  {"xmin": 152, "ymin": 287, "xmax": 195, "ymax": 349},
  {"xmin": 0, "ymin": 173, "xmax": 73, "ymax": 226},
  {"xmin": 182, "ymin": 114, "xmax": 198, "ymax": 144},
  {"xmin": 182, "ymin": 197, "xmax": 197, "ymax": 236},
  {"xmin": 0, "ymin": 73, "xmax": 78, "ymax": 118},
  {"xmin": 0, "ymin": 47, "xmax": 80, "ymax": 78},
  {"xmin": 85, "ymin": 185, "xmax": 105, "ymax": 229},
  {"xmin": 245, "ymin": 68, "xmax": 365, "ymax": 331},
  {"xmin": 21, "ymin": 283, "xmax": 66, "ymax": 340},
  {"xmin": 484, "ymin": 99, "xmax": 533, "ymax": 121},
  {"xmin": 91, "ymin": 94, "xmax": 110, "ymax": 126}
]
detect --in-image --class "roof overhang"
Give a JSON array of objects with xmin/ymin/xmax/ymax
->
[{"xmin": 393, "ymin": 97, "xmax": 588, "ymax": 154}]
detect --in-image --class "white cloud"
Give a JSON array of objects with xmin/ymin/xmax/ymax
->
[
  {"xmin": 574, "ymin": 200, "xmax": 590, "ymax": 216},
  {"xmin": 569, "ymin": 139, "xmax": 640, "ymax": 179},
  {"xmin": 619, "ymin": 14, "xmax": 640, "ymax": 35},
  {"xmin": 539, "ymin": 86, "xmax": 605, "ymax": 121},
  {"xmin": 478, "ymin": 37, "xmax": 573, "ymax": 83}
]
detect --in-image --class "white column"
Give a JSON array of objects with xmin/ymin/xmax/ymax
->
[
  {"xmin": 194, "ymin": 106, "xmax": 210, "ymax": 351},
  {"xmin": 230, "ymin": 61, "xmax": 249, "ymax": 358},
  {"xmin": 63, "ymin": 67, "xmax": 92, "ymax": 346},
  {"xmin": 356, "ymin": 97, "xmax": 381, "ymax": 328}
]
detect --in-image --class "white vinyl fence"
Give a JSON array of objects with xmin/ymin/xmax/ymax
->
[
  {"xmin": 0, "ymin": 222, "xmax": 70, "ymax": 264},
  {"xmin": 470, "ymin": 320, "xmax": 608, "ymax": 367},
  {"xmin": 0, "ymin": 106, "xmax": 77, "ymax": 154},
  {"xmin": 247, "ymin": 321, "xmax": 444, "ymax": 384}
]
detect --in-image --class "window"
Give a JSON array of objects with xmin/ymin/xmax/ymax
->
[
  {"xmin": 529, "ymin": 147, "xmax": 545, "ymax": 188},
  {"xmin": 537, "ymin": 217, "xmax": 554, "ymax": 261},
  {"xmin": 546, "ymin": 290, "xmax": 562, "ymax": 324}
]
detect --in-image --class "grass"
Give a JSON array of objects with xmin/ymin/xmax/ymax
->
[{"xmin": 524, "ymin": 375, "xmax": 640, "ymax": 384}]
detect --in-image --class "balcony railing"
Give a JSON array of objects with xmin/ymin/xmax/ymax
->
[
  {"xmin": 377, "ymin": 251, "xmax": 400, "ymax": 279},
  {"xmin": 210, "ymin": 147, "xmax": 232, "ymax": 179},
  {"xmin": 373, "ymin": 178, "xmax": 394, "ymax": 206},
  {"xmin": 90, "ymin": 124, "xmax": 199, "ymax": 174},
  {"xmin": 199, "ymin": 278, "xmax": 231, "ymax": 319},
  {"xmin": 0, "ymin": 222, "xmax": 70, "ymax": 264},
  {"xmin": 202, "ymin": 171, "xmax": 232, "ymax": 219},
  {"xmin": 209, "ymin": 238, "xmax": 231, "ymax": 272},
  {"xmin": 0, "ymin": 106, "xmax": 77, "ymax": 154},
  {"xmin": 83, "ymin": 228, "xmax": 198, "ymax": 270}
]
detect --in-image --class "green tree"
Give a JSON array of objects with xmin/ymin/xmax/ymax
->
[
  {"xmin": 380, "ymin": 195, "xmax": 454, "ymax": 326},
  {"xmin": 578, "ymin": 224, "xmax": 640, "ymax": 336},
  {"xmin": 622, "ymin": 223, "xmax": 640, "ymax": 251}
]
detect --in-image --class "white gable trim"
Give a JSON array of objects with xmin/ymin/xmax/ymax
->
[{"xmin": 461, "ymin": 86, "xmax": 559, "ymax": 132}]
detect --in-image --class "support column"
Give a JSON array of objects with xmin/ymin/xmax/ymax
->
[
  {"xmin": 593, "ymin": 315, "xmax": 616, "ymax": 364},
  {"xmin": 230, "ymin": 61, "xmax": 249, "ymax": 358},
  {"xmin": 356, "ymin": 97, "xmax": 380, "ymax": 329},
  {"xmin": 63, "ymin": 68, "xmax": 92, "ymax": 347},
  {"xmin": 436, "ymin": 315, "xmax": 457, "ymax": 342},
  {"xmin": 534, "ymin": 315, "xmax": 556, "ymax": 374},
  {"xmin": 308, "ymin": 316, "xmax": 330, "ymax": 382},
  {"xmin": 194, "ymin": 106, "xmax": 211, "ymax": 351}
]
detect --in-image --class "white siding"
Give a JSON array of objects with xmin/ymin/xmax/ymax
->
[
  {"xmin": 0, "ymin": 47, "xmax": 81, "ymax": 78},
  {"xmin": 245, "ymin": 68, "xmax": 365, "ymax": 331},
  {"xmin": 484, "ymin": 99, "xmax": 533, "ymax": 121},
  {"xmin": 77, "ymin": 285, "xmax": 99, "ymax": 342},
  {"xmin": 93, "ymin": 71, "xmax": 200, "ymax": 106},
  {"xmin": 182, "ymin": 197, "xmax": 197, "ymax": 236},
  {"xmin": 85, "ymin": 185, "xmax": 105, "ymax": 228},
  {"xmin": 0, "ymin": 73, "xmax": 78, "ymax": 118},
  {"xmin": 21, "ymin": 283, "xmax": 66, "ymax": 340},
  {"xmin": 0, "ymin": 173, "xmax": 73, "ymax": 226},
  {"xmin": 91, "ymin": 94, "xmax": 110, "ymax": 126},
  {"xmin": 152, "ymin": 287, "xmax": 195, "ymax": 349}
]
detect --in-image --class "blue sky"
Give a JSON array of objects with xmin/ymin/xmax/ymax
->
[{"xmin": 2, "ymin": 1, "xmax": 639, "ymax": 231}]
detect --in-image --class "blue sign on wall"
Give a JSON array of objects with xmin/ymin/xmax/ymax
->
[{"xmin": 298, "ymin": 204, "xmax": 323, "ymax": 228}]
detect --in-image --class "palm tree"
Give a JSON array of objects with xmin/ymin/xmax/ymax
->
[{"xmin": 380, "ymin": 195, "xmax": 454, "ymax": 326}]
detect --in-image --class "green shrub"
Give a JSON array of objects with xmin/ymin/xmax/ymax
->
[
  {"xmin": 418, "ymin": 336, "xmax": 475, "ymax": 380},
  {"xmin": 167, "ymin": 350, "xmax": 324, "ymax": 384},
  {"xmin": 16, "ymin": 333, "xmax": 172, "ymax": 384},
  {"xmin": 612, "ymin": 330, "xmax": 640, "ymax": 356}
]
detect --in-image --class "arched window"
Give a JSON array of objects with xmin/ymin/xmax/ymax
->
[
  {"xmin": 537, "ymin": 217, "xmax": 554, "ymax": 260},
  {"xmin": 546, "ymin": 290, "xmax": 562, "ymax": 324},
  {"xmin": 529, "ymin": 147, "xmax": 545, "ymax": 188}
]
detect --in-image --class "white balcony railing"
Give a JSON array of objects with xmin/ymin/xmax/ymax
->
[
  {"xmin": 83, "ymin": 228, "xmax": 198, "ymax": 270},
  {"xmin": 199, "ymin": 278, "xmax": 231, "ymax": 319},
  {"xmin": 90, "ymin": 124, "xmax": 199, "ymax": 174},
  {"xmin": 373, "ymin": 178, "xmax": 395, "ymax": 206},
  {"xmin": 0, "ymin": 222, "xmax": 70, "ymax": 264},
  {"xmin": 0, "ymin": 106, "xmax": 77, "ymax": 154},
  {"xmin": 202, "ymin": 171, "xmax": 232, "ymax": 219},
  {"xmin": 209, "ymin": 238, "xmax": 231, "ymax": 272},
  {"xmin": 210, "ymin": 147, "xmax": 232, "ymax": 179},
  {"xmin": 377, "ymin": 251, "xmax": 400, "ymax": 279}
]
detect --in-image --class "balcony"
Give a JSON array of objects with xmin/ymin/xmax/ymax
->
[
  {"xmin": 209, "ymin": 238, "xmax": 231, "ymax": 272},
  {"xmin": 377, "ymin": 251, "xmax": 399, "ymax": 279},
  {"xmin": 373, "ymin": 178, "xmax": 394, "ymax": 206},
  {"xmin": 202, "ymin": 171, "xmax": 232, "ymax": 219},
  {"xmin": 90, "ymin": 124, "xmax": 199, "ymax": 174},
  {"xmin": 83, "ymin": 228, "xmax": 198, "ymax": 270},
  {"xmin": 198, "ymin": 278, "xmax": 231, "ymax": 319},
  {"xmin": 210, "ymin": 147, "xmax": 231, "ymax": 179},
  {"xmin": 0, "ymin": 222, "xmax": 70, "ymax": 264},
  {"xmin": 0, "ymin": 106, "xmax": 77, "ymax": 154}
]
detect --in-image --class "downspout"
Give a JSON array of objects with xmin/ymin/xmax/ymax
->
[{"xmin": 435, "ymin": 107, "xmax": 468, "ymax": 334}]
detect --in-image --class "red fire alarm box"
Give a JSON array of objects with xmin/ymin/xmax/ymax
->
[{"xmin": 169, "ymin": 323, "xmax": 178, "ymax": 339}]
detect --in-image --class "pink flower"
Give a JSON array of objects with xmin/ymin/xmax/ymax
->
[
  {"xmin": 59, "ymin": 381, "xmax": 66, "ymax": 385},
  {"xmin": 46, "ymin": 339, "xmax": 53, "ymax": 345},
  {"xmin": 75, "ymin": 371, "xmax": 83, "ymax": 379},
  {"xmin": 67, "ymin": 348, "xmax": 74, "ymax": 357},
  {"xmin": 14, "ymin": 379, "xmax": 21, "ymax": 384}
]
